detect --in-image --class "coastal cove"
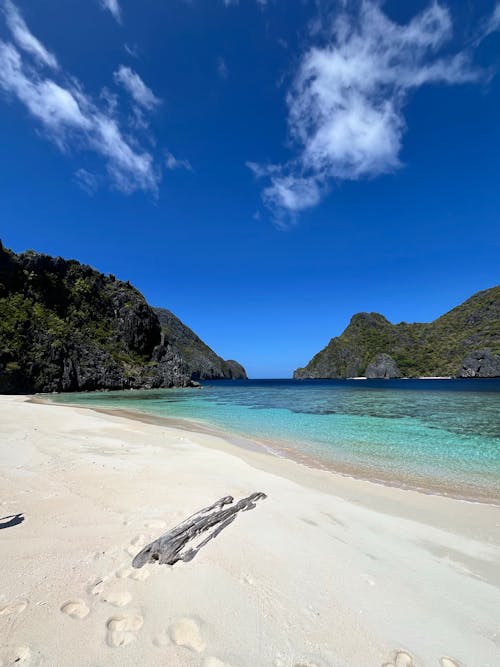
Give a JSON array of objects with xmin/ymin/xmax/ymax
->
[
  {"xmin": 1, "ymin": 395, "xmax": 499, "ymax": 667},
  {"xmin": 48, "ymin": 378, "xmax": 500, "ymax": 506},
  {"xmin": 2, "ymin": 1, "xmax": 500, "ymax": 665}
]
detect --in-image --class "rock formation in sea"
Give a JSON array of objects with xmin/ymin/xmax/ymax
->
[
  {"xmin": 0, "ymin": 241, "xmax": 246, "ymax": 393},
  {"xmin": 294, "ymin": 286, "xmax": 500, "ymax": 379}
]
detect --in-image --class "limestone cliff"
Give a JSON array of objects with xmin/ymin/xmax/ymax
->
[
  {"xmin": 154, "ymin": 308, "xmax": 247, "ymax": 380},
  {"xmin": 294, "ymin": 286, "xmax": 500, "ymax": 379},
  {"xmin": 0, "ymin": 242, "xmax": 245, "ymax": 393}
]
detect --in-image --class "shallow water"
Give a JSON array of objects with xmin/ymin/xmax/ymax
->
[{"xmin": 51, "ymin": 378, "xmax": 500, "ymax": 503}]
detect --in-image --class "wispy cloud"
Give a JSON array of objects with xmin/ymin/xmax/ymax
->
[
  {"xmin": 0, "ymin": 3, "xmax": 159, "ymax": 194},
  {"xmin": 2, "ymin": 0, "xmax": 57, "ymax": 68},
  {"xmin": 217, "ymin": 56, "xmax": 228, "ymax": 80},
  {"xmin": 114, "ymin": 65, "xmax": 161, "ymax": 111},
  {"xmin": 99, "ymin": 0, "xmax": 121, "ymax": 24},
  {"xmin": 223, "ymin": 0, "xmax": 267, "ymax": 7},
  {"xmin": 482, "ymin": 3, "xmax": 500, "ymax": 38},
  {"xmin": 74, "ymin": 168, "xmax": 99, "ymax": 195},
  {"xmin": 165, "ymin": 150, "xmax": 192, "ymax": 172},
  {"xmin": 124, "ymin": 43, "xmax": 140, "ymax": 59},
  {"xmin": 249, "ymin": 1, "xmax": 482, "ymax": 225}
]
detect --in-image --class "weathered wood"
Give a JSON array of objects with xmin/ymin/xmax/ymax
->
[{"xmin": 132, "ymin": 492, "xmax": 267, "ymax": 568}]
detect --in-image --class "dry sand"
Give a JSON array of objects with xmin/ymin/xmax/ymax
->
[{"xmin": 0, "ymin": 395, "xmax": 499, "ymax": 667}]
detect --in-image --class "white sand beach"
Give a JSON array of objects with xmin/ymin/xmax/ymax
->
[{"xmin": 0, "ymin": 395, "xmax": 499, "ymax": 667}]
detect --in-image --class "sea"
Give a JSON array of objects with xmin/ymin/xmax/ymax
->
[{"xmin": 50, "ymin": 378, "xmax": 500, "ymax": 504}]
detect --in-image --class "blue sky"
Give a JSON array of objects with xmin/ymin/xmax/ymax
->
[{"xmin": 0, "ymin": 0, "xmax": 499, "ymax": 377}]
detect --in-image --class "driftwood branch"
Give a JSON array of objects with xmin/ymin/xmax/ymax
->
[{"xmin": 132, "ymin": 492, "xmax": 267, "ymax": 568}]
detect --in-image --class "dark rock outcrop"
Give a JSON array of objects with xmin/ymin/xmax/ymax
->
[
  {"xmin": 0, "ymin": 241, "xmax": 246, "ymax": 393},
  {"xmin": 459, "ymin": 350, "xmax": 500, "ymax": 378},
  {"xmin": 365, "ymin": 353, "xmax": 402, "ymax": 379},
  {"xmin": 222, "ymin": 360, "xmax": 247, "ymax": 380},
  {"xmin": 294, "ymin": 286, "xmax": 500, "ymax": 379},
  {"xmin": 154, "ymin": 308, "xmax": 247, "ymax": 381}
]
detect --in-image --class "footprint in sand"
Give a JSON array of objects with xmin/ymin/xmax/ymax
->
[
  {"xmin": 101, "ymin": 590, "xmax": 132, "ymax": 608},
  {"xmin": 203, "ymin": 658, "xmax": 233, "ymax": 667},
  {"xmin": 116, "ymin": 565, "xmax": 133, "ymax": 579},
  {"xmin": 60, "ymin": 599, "xmax": 90, "ymax": 619},
  {"xmin": 0, "ymin": 600, "xmax": 27, "ymax": 617},
  {"xmin": 88, "ymin": 577, "xmax": 108, "ymax": 597},
  {"xmin": 88, "ymin": 574, "xmax": 132, "ymax": 608},
  {"xmin": 129, "ymin": 568, "xmax": 150, "ymax": 582},
  {"xmin": 106, "ymin": 614, "xmax": 144, "ymax": 648},
  {"xmin": 127, "ymin": 535, "xmax": 147, "ymax": 556},
  {"xmin": 169, "ymin": 617, "xmax": 206, "ymax": 653},
  {"xmin": 382, "ymin": 651, "xmax": 460, "ymax": 667},
  {"xmin": 382, "ymin": 652, "xmax": 415, "ymax": 667},
  {"xmin": 152, "ymin": 630, "xmax": 170, "ymax": 647},
  {"xmin": 115, "ymin": 563, "xmax": 150, "ymax": 581}
]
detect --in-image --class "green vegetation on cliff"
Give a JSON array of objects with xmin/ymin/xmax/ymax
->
[
  {"xmin": 294, "ymin": 286, "xmax": 500, "ymax": 379},
  {"xmin": 0, "ymin": 242, "xmax": 246, "ymax": 393}
]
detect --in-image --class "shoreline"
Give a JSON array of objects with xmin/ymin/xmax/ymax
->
[
  {"xmin": 37, "ymin": 394, "xmax": 500, "ymax": 508},
  {"xmin": 1, "ymin": 395, "xmax": 499, "ymax": 666}
]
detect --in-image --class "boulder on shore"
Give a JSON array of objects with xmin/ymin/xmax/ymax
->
[
  {"xmin": 365, "ymin": 353, "xmax": 402, "ymax": 379},
  {"xmin": 459, "ymin": 350, "xmax": 500, "ymax": 378}
]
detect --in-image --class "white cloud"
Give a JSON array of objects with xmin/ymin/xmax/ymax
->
[
  {"xmin": 99, "ymin": 0, "xmax": 121, "ymax": 23},
  {"xmin": 3, "ymin": 0, "xmax": 57, "ymax": 68},
  {"xmin": 114, "ymin": 65, "xmax": 161, "ymax": 111},
  {"xmin": 165, "ymin": 150, "xmax": 192, "ymax": 172},
  {"xmin": 263, "ymin": 175, "xmax": 321, "ymax": 215},
  {"xmin": 0, "ymin": 43, "xmax": 88, "ymax": 132},
  {"xmin": 246, "ymin": 161, "xmax": 270, "ymax": 178},
  {"xmin": 483, "ymin": 3, "xmax": 500, "ymax": 37},
  {"xmin": 250, "ymin": 1, "xmax": 481, "ymax": 223},
  {"xmin": 0, "ymin": 6, "xmax": 160, "ymax": 194}
]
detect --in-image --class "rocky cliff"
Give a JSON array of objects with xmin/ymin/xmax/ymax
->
[
  {"xmin": 0, "ymin": 242, "xmax": 245, "ymax": 393},
  {"xmin": 294, "ymin": 286, "xmax": 500, "ymax": 379},
  {"xmin": 154, "ymin": 308, "xmax": 247, "ymax": 380}
]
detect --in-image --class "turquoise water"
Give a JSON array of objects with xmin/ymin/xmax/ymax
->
[{"xmin": 51, "ymin": 379, "xmax": 500, "ymax": 503}]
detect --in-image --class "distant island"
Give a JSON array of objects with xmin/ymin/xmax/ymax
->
[
  {"xmin": 0, "ymin": 241, "xmax": 246, "ymax": 393},
  {"xmin": 294, "ymin": 286, "xmax": 500, "ymax": 379}
]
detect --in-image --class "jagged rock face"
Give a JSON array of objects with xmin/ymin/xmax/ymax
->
[
  {"xmin": 365, "ymin": 353, "xmax": 402, "ymax": 379},
  {"xmin": 154, "ymin": 308, "xmax": 247, "ymax": 380},
  {"xmin": 294, "ymin": 286, "xmax": 500, "ymax": 379},
  {"xmin": 114, "ymin": 296, "xmax": 160, "ymax": 356},
  {"xmin": 0, "ymin": 242, "xmax": 244, "ymax": 393},
  {"xmin": 0, "ymin": 241, "xmax": 247, "ymax": 394},
  {"xmin": 459, "ymin": 350, "xmax": 500, "ymax": 378}
]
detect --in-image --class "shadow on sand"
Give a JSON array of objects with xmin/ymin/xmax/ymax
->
[{"xmin": 0, "ymin": 514, "xmax": 24, "ymax": 530}]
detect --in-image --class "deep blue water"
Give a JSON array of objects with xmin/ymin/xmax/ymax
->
[{"xmin": 51, "ymin": 379, "xmax": 500, "ymax": 502}]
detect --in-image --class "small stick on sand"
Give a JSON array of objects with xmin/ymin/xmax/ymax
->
[{"xmin": 132, "ymin": 492, "xmax": 267, "ymax": 568}]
